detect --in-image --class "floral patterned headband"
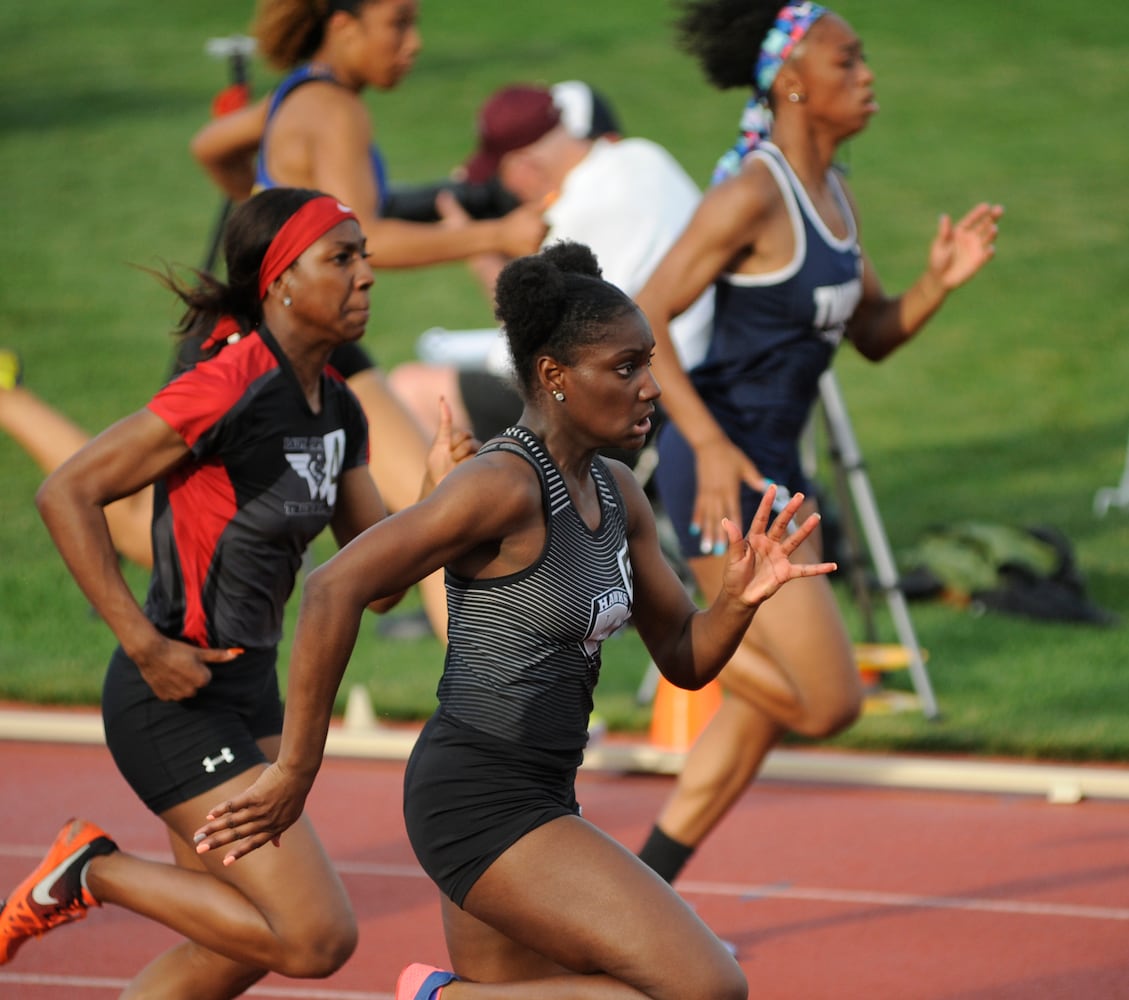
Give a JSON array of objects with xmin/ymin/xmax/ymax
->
[{"xmin": 711, "ymin": 1, "xmax": 826, "ymax": 185}]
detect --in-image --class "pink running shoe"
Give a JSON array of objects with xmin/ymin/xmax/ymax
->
[
  {"xmin": 396, "ymin": 962, "xmax": 459, "ymax": 999},
  {"xmin": 0, "ymin": 818, "xmax": 117, "ymax": 964}
]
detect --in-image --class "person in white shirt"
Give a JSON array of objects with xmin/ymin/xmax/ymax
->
[{"xmin": 387, "ymin": 82, "xmax": 712, "ymax": 446}]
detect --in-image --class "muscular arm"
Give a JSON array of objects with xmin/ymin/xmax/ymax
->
[
  {"xmin": 189, "ymin": 99, "xmax": 269, "ymax": 202},
  {"xmin": 614, "ymin": 464, "xmax": 835, "ymax": 690},
  {"xmin": 36, "ymin": 410, "xmax": 187, "ymax": 658},
  {"xmin": 35, "ymin": 410, "xmax": 233, "ymax": 700},
  {"xmin": 295, "ymin": 89, "xmax": 546, "ymax": 269},
  {"xmin": 634, "ymin": 167, "xmax": 778, "ymax": 549}
]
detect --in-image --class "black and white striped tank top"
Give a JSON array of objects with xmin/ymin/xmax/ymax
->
[{"xmin": 438, "ymin": 427, "xmax": 634, "ymax": 752}]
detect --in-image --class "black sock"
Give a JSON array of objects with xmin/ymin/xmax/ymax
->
[{"xmin": 638, "ymin": 825, "xmax": 694, "ymax": 883}]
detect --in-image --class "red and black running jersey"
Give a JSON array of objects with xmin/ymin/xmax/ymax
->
[{"xmin": 144, "ymin": 327, "xmax": 368, "ymax": 650}]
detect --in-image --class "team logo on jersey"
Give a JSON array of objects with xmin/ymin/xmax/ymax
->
[
  {"xmin": 813, "ymin": 276, "xmax": 862, "ymax": 346},
  {"xmin": 582, "ymin": 541, "xmax": 635, "ymax": 665},
  {"xmin": 284, "ymin": 429, "xmax": 346, "ymax": 513}
]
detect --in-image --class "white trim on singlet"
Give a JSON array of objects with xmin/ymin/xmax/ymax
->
[{"xmin": 722, "ymin": 142, "xmax": 856, "ymax": 288}]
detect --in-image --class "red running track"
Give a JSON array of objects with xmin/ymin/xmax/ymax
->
[{"xmin": 2, "ymin": 737, "xmax": 1128, "ymax": 999}]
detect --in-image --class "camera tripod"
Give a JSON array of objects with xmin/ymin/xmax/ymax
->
[
  {"xmin": 814, "ymin": 370, "xmax": 939, "ymax": 719},
  {"xmin": 200, "ymin": 35, "xmax": 258, "ymax": 273}
]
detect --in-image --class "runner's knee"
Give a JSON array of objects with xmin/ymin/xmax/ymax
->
[
  {"xmin": 674, "ymin": 960, "xmax": 747, "ymax": 1000},
  {"xmin": 792, "ymin": 683, "xmax": 863, "ymax": 738},
  {"xmin": 275, "ymin": 911, "xmax": 357, "ymax": 979}
]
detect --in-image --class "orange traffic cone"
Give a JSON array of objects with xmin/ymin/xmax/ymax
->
[
  {"xmin": 648, "ymin": 674, "xmax": 722, "ymax": 752},
  {"xmin": 853, "ymin": 642, "xmax": 924, "ymax": 689}
]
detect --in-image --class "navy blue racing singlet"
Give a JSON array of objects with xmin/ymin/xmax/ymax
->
[
  {"xmin": 255, "ymin": 64, "xmax": 390, "ymax": 214},
  {"xmin": 689, "ymin": 140, "xmax": 862, "ymax": 461}
]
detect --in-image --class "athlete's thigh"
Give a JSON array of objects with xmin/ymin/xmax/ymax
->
[
  {"xmin": 689, "ymin": 536, "xmax": 859, "ymax": 730},
  {"xmin": 692, "ymin": 517, "xmax": 855, "ymax": 677},
  {"xmin": 440, "ymin": 893, "xmax": 569, "ymax": 983},
  {"xmin": 461, "ymin": 815, "xmax": 740, "ymax": 997},
  {"xmin": 161, "ymin": 766, "xmax": 353, "ymax": 937}
]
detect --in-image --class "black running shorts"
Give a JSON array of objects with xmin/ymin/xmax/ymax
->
[
  {"xmin": 403, "ymin": 711, "xmax": 582, "ymax": 907},
  {"xmin": 102, "ymin": 645, "xmax": 283, "ymax": 815}
]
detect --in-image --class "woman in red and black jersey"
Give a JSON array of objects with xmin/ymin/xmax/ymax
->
[{"xmin": 0, "ymin": 188, "xmax": 474, "ymax": 994}]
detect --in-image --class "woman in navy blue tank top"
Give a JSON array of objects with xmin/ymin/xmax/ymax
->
[
  {"xmin": 193, "ymin": 241, "xmax": 839, "ymax": 999},
  {"xmin": 633, "ymin": 0, "xmax": 1003, "ymax": 887}
]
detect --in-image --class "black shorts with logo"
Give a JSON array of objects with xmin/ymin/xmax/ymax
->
[{"xmin": 102, "ymin": 644, "xmax": 282, "ymax": 815}]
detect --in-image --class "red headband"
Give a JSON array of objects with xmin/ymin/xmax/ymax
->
[{"xmin": 258, "ymin": 197, "xmax": 360, "ymax": 299}]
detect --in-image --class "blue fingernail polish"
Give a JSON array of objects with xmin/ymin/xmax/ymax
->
[
  {"xmin": 688, "ymin": 523, "xmax": 700, "ymax": 536},
  {"xmin": 713, "ymin": 541, "xmax": 727, "ymax": 555}
]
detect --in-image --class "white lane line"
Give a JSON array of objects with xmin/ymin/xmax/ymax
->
[
  {"xmin": 331, "ymin": 863, "xmax": 1129, "ymax": 921},
  {"xmin": 5, "ymin": 847, "xmax": 1125, "ymax": 922},
  {"xmin": 677, "ymin": 878, "xmax": 1129, "ymax": 921},
  {"xmin": 0, "ymin": 973, "xmax": 390, "ymax": 999}
]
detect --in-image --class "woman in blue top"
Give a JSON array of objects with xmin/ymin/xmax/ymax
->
[
  {"xmin": 192, "ymin": 0, "xmax": 547, "ymax": 640},
  {"xmin": 633, "ymin": 0, "xmax": 1003, "ymax": 886},
  {"xmin": 192, "ymin": 0, "xmax": 545, "ymax": 267}
]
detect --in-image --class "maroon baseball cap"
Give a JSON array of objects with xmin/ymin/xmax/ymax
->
[{"xmin": 464, "ymin": 85, "xmax": 562, "ymax": 183}]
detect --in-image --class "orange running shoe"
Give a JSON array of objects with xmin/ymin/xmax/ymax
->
[{"xmin": 0, "ymin": 818, "xmax": 117, "ymax": 964}]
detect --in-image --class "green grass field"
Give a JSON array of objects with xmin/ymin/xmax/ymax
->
[{"xmin": 2, "ymin": 0, "xmax": 1128, "ymax": 761}]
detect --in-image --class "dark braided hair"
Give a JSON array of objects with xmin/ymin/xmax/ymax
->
[{"xmin": 494, "ymin": 241, "xmax": 638, "ymax": 395}]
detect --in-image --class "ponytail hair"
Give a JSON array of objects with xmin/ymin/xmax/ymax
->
[{"xmin": 254, "ymin": 0, "xmax": 370, "ymax": 69}]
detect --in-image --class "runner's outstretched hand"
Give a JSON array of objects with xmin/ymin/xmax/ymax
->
[{"xmin": 720, "ymin": 485, "xmax": 837, "ymax": 608}]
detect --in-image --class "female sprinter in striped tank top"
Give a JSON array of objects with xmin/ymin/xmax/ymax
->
[{"xmin": 194, "ymin": 240, "xmax": 838, "ymax": 999}]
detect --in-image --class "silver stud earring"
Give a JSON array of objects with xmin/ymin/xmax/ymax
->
[
  {"xmin": 283, "ymin": 295, "xmax": 292, "ymax": 307},
  {"xmin": 787, "ymin": 92, "xmax": 805, "ymax": 103},
  {"xmin": 553, "ymin": 390, "xmax": 566, "ymax": 402}
]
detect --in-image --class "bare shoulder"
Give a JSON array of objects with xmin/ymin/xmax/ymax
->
[
  {"xmin": 282, "ymin": 80, "xmax": 370, "ymax": 137},
  {"xmin": 722, "ymin": 156, "xmax": 785, "ymax": 222},
  {"xmin": 433, "ymin": 446, "xmax": 545, "ymax": 532},
  {"xmin": 686, "ymin": 156, "xmax": 782, "ymax": 249}
]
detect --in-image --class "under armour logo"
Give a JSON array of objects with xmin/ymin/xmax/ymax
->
[{"xmin": 202, "ymin": 747, "xmax": 235, "ymax": 773}]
